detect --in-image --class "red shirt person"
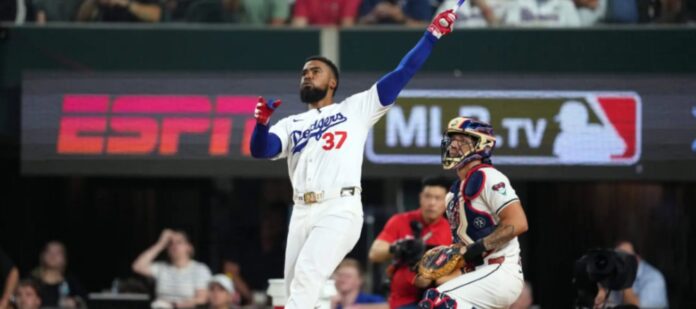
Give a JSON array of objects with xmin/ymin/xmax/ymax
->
[
  {"xmin": 368, "ymin": 177, "xmax": 452, "ymax": 309},
  {"xmin": 291, "ymin": 0, "xmax": 362, "ymax": 27}
]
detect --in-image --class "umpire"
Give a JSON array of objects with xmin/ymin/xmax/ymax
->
[{"xmin": 368, "ymin": 177, "xmax": 452, "ymax": 309}]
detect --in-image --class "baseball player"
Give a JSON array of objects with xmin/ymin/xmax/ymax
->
[
  {"xmin": 249, "ymin": 9, "xmax": 459, "ymax": 309},
  {"xmin": 416, "ymin": 117, "xmax": 529, "ymax": 309}
]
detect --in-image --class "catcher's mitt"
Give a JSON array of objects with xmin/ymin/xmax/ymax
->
[{"xmin": 417, "ymin": 245, "xmax": 465, "ymax": 280}]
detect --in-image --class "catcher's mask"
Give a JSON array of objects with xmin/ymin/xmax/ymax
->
[{"xmin": 441, "ymin": 117, "xmax": 496, "ymax": 170}]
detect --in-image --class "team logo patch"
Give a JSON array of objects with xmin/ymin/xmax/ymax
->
[
  {"xmin": 473, "ymin": 217, "xmax": 486, "ymax": 229},
  {"xmin": 492, "ymin": 182, "xmax": 507, "ymax": 195}
]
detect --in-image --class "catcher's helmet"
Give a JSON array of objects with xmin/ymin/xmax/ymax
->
[{"xmin": 441, "ymin": 117, "xmax": 496, "ymax": 170}]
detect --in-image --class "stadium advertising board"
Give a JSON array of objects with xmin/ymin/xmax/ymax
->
[
  {"xmin": 22, "ymin": 73, "xmax": 696, "ymax": 179},
  {"xmin": 368, "ymin": 90, "xmax": 641, "ymax": 166}
]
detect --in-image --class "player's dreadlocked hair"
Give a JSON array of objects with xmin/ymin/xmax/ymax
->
[{"xmin": 305, "ymin": 55, "xmax": 340, "ymax": 94}]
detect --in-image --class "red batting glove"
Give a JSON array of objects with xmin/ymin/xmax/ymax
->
[
  {"xmin": 427, "ymin": 9, "xmax": 457, "ymax": 39},
  {"xmin": 254, "ymin": 96, "xmax": 282, "ymax": 126}
]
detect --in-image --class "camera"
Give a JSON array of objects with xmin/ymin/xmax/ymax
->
[{"xmin": 573, "ymin": 249, "xmax": 638, "ymax": 308}]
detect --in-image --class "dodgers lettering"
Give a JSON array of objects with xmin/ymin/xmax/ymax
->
[{"xmin": 291, "ymin": 113, "xmax": 347, "ymax": 153}]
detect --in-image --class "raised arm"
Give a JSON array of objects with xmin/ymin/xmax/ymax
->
[
  {"xmin": 375, "ymin": 10, "xmax": 457, "ymax": 106},
  {"xmin": 132, "ymin": 229, "xmax": 172, "ymax": 277},
  {"xmin": 250, "ymin": 97, "xmax": 283, "ymax": 159}
]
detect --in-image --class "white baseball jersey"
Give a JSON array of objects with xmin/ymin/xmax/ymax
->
[
  {"xmin": 269, "ymin": 84, "xmax": 389, "ymax": 194},
  {"xmin": 502, "ymin": 0, "xmax": 581, "ymax": 27},
  {"xmin": 445, "ymin": 164, "xmax": 521, "ymax": 261},
  {"xmin": 438, "ymin": 0, "xmax": 508, "ymax": 28}
]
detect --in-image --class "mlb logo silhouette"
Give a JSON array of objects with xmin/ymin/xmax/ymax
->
[{"xmin": 553, "ymin": 95, "xmax": 641, "ymax": 164}]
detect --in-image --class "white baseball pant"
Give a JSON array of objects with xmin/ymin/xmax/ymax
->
[
  {"xmin": 283, "ymin": 195, "xmax": 363, "ymax": 309},
  {"xmin": 436, "ymin": 257, "xmax": 524, "ymax": 309}
]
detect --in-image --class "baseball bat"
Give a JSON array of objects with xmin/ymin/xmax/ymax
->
[{"xmin": 453, "ymin": 0, "xmax": 466, "ymax": 11}]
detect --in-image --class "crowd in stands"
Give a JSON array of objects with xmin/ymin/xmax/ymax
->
[
  {"xmin": 0, "ymin": 179, "xmax": 671, "ymax": 309},
  {"xmin": 0, "ymin": 232, "xmax": 386, "ymax": 309},
  {"xmin": 0, "ymin": 234, "xmax": 668, "ymax": 308},
  {"xmin": 1, "ymin": 0, "xmax": 695, "ymax": 25}
]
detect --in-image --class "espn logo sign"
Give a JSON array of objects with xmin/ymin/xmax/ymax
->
[
  {"xmin": 367, "ymin": 90, "xmax": 642, "ymax": 166},
  {"xmin": 57, "ymin": 95, "xmax": 257, "ymax": 156}
]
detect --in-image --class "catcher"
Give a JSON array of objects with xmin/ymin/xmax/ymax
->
[{"xmin": 414, "ymin": 117, "xmax": 529, "ymax": 309}]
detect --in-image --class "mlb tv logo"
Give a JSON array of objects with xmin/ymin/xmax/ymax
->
[{"xmin": 366, "ymin": 90, "xmax": 642, "ymax": 166}]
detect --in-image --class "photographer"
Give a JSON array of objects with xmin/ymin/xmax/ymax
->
[
  {"xmin": 368, "ymin": 177, "xmax": 451, "ymax": 309},
  {"xmin": 594, "ymin": 241, "xmax": 668, "ymax": 309}
]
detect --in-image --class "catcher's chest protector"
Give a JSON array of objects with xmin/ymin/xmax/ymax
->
[{"xmin": 447, "ymin": 166, "xmax": 497, "ymax": 244}]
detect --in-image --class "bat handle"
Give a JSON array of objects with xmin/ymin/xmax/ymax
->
[{"xmin": 453, "ymin": 0, "xmax": 466, "ymax": 11}]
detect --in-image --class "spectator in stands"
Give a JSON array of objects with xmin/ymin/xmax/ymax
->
[
  {"xmin": 574, "ymin": 0, "xmax": 607, "ymax": 26},
  {"xmin": 595, "ymin": 240, "xmax": 669, "ymax": 309},
  {"xmin": 437, "ymin": 0, "xmax": 506, "ymax": 27},
  {"xmin": 332, "ymin": 258, "xmax": 388, "ymax": 309},
  {"xmin": 133, "ymin": 229, "xmax": 212, "ymax": 308},
  {"xmin": 33, "ymin": 0, "xmax": 83, "ymax": 23},
  {"xmin": 1, "ymin": 247, "xmax": 19, "ymax": 309},
  {"xmin": 603, "ymin": 0, "xmax": 639, "ymax": 23},
  {"xmin": 502, "ymin": 0, "xmax": 581, "ymax": 27},
  {"xmin": 358, "ymin": 0, "xmax": 432, "ymax": 26},
  {"xmin": 605, "ymin": 0, "xmax": 678, "ymax": 24},
  {"xmin": 291, "ymin": 0, "xmax": 361, "ymax": 27},
  {"xmin": 31, "ymin": 241, "xmax": 86, "ymax": 309},
  {"xmin": 222, "ymin": 0, "xmax": 289, "ymax": 25},
  {"xmin": 207, "ymin": 274, "xmax": 239, "ymax": 309},
  {"xmin": 76, "ymin": 0, "xmax": 162, "ymax": 22},
  {"xmin": 220, "ymin": 260, "xmax": 252, "ymax": 305},
  {"xmin": 13, "ymin": 280, "xmax": 42, "ymax": 309}
]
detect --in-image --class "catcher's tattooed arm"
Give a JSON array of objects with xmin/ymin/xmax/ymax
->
[{"xmin": 483, "ymin": 201, "xmax": 528, "ymax": 251}]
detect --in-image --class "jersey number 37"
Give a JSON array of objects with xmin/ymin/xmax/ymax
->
[{"xmin": 322, "ymin": 131, "xmax": 347, "ymax": 150}]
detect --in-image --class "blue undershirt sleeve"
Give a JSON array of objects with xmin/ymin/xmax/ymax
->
[
  {"xmin": 376, "ymin": 31, "xmax": 438, "ymax": 106},
  {"xmin": 250, "ymin": 123, "xmax": 282, "ymax": 158}
]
